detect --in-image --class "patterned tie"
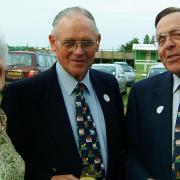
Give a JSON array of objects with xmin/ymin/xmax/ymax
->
[
  {"xmin": 74, "ymin": 83, "xmax": 105, "ymax": 179},
  {"xmin": 173, "ymin": 86, "xmax": 180, "ymax": 179}
]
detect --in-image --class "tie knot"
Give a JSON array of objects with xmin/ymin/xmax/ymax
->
[{"xmin": 74, "ymin": 83, "xmax": 85, "ymax": 96}]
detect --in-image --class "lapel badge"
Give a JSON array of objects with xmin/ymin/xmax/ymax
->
[
  {"xmin": 103, "ymin": 94, "xmax": 110, "ymax": 102},
  {"xmin": 156, "ymin": 106, "xmax": 164, "ymax": 114}
]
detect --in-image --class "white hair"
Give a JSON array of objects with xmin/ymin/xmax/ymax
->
[{"xmin": 0, "ymin": 30, "xmax": 8, "ymax": 62}]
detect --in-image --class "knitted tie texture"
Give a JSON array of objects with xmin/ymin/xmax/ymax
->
[
  {"xmin": 75, "ymin": 83, "xmax": 105, "ymax": 179},
  {"xmin": 173, "ymin": 87, "xmax": 180, "ymax": 179}
]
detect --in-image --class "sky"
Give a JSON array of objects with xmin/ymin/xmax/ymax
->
[{"xmin": 0, "ymin": 0, "xmax": 180, "ymax": 50}]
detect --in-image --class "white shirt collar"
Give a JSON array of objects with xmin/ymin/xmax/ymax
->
[{"xmin": 173, "ymin": 74, "xmax": 180, "ymax": 93}]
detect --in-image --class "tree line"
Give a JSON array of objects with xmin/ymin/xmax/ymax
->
[{"xmin": 119, "ymin": 34, "xmax": 155, "ymax": 51}]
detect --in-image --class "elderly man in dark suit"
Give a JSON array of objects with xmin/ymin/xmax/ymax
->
[
  {"xmin": 2, "ymin": 7, "xmax": 125, "ymax": 180},
  {"xmin": 126, "ymin": 7, "xmax": 180, "ymax": 180}
]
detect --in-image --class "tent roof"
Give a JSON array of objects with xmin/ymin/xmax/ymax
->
[{"xmin": 132, "ymin": 44, "xmax": 157, "ymax": 51}]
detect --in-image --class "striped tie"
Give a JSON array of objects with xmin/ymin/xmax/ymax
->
[{"xmin": 75, "ymin": 83, "xmax": 105, "ymax": 179}]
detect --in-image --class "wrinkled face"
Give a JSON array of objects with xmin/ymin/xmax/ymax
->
[
  {"xmin": 156, "ymin": 12, "xmax": 180, "ymax": 75},
  {"xmin": 0, "ymin": 58, "xmax": 5, "ymax": 91},
  {"xmin": 49, "ymin": 15, "xmax": 101, "ymax": 81}
]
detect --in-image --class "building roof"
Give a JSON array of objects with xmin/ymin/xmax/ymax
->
[{"xmin": 132, "ymin": 44, "xmax": 157, "ymax": 51}]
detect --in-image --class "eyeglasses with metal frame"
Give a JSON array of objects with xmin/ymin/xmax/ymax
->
[
  {"xmin": 155, "ymin": 27, "xmax": 180, "ymax": 47},
  {"xmin": 56, "ymin": 40, "xmax": 98, "ymax": 51}
]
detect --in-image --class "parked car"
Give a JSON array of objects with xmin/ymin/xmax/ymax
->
[
  {"xmin": 5, "ymin": 51, "xmax": 57, "ymax": 85},
  {"xmin": 114, "ymin": 61, "xmax": 128, "ymax": 66},
  {"xmin": 91, "ymin": 63, "xmax": 127, "ymax": 95},
  {"xmin": 146, "ymin": 63, "xmax": 167, "ymax": 78},
  {"xmin": 114, "ymin": 62, "xmax": 136, "ymax": 86}
]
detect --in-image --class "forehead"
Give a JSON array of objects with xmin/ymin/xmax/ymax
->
[
  {"xmin": 156, "ymin": 12, "xmax": 180, "ymax": 33},
  {"xmin": 56, "ymin": 15, "xmax": 97, "ymax": 39}
]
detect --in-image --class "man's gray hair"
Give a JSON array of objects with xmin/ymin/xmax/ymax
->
[
  {"xmin": 0, "ymin": 30, "xmax": 8, "ymax": 62},
  {"xmin": 51, "ymin": 6, "xmax": 99, "ymax": 36}
]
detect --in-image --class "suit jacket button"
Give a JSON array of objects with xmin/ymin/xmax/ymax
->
[{"xmin": 52, "ymin": 168, "xmax": 56, "ymax": 173}]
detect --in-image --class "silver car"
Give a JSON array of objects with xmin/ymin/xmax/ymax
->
[
  {"xmin": 91, "ymin": 63, "xmax": 127, "ymax": 95},
  {"xmin": 121, "ymin": 65, "xmax": 136, "ymax": 86},
  {"xmin": 114, "ymin": 62, "xmax": 136, "ymax": 86},
  {"xmin": 147, "ymin": 63, "xmax": 167, "ymax": 78}
]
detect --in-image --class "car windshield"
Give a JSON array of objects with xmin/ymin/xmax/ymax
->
[
  {"xmin": 122, "ymin": 65, "xmax": 133, "ymax": 72},
  {"xmin": 92, "ymin": 66, "xmax": 116, "ymax": 76},
  {"xmin": 148, "ymin": 68, "xmax": 167, "ymax": 77},
  {"xmin": 7, "ymin": 54, "xmax": 32, "ymax": 66}
]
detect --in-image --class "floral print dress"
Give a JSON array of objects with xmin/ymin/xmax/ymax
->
[{"xmin": 0, "ymin": 108, "xmax": 24, "ymax": 180}]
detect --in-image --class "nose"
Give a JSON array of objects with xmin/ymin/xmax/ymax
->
[
  {"xmin": 73, "ymin": 43, "xmax": 85, "ymax": 54},
  {"xmin": 163, "ymin": 36, "xmax": 176, "ymax": 48}
]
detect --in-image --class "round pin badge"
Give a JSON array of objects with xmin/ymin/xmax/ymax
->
[
  {"xmin": 103, "ymin": 94, "xmax": 110, "ymax": 102},
  {"xmin": 156, "ymin": 106, "xmax": 164, "ymax": 114}
]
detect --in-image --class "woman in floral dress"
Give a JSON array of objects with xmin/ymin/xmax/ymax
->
[{"xmin": 0, "ymin": 30, "xmax": 24, "ymax": 180}]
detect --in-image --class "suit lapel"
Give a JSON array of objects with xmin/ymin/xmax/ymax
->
[
  {"xmin": 43, "ymin": 64, "xmax": 80, "ymax": 160},
  {"xmin": 153, "ymin": 72, "xmax": 173, "ymax": 165},
  {"xmin": 89, "ymin": 70, "xmax": 116, "ymax": 169},
  {"xmin": 153, "ymin": 72, "xmax": 173, "ymax": 129}
]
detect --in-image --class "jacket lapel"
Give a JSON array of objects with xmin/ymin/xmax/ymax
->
[
  {"xmin": 43, "ymin": 64, "xmax": 80, "ymax": 161},
  {"xmin": 89, "ymin": 70, "xmax": 116, "ymax": 169},
  {"xmin": 153, "ymin": 72, "xmax": 173, "ymax": 165}
]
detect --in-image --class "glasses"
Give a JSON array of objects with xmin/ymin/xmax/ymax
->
[
  {"xmin": 155, "ymin": 27, "xmax": 180, "ymax": 47},
  {"xmin": 57, "ymin": 40, "xmax": 98, "ymax": 51}
]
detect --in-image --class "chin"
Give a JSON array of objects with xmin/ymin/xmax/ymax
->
[
  {"xmin": 167, "ymin": 67, "xmax": 180, "ymax": 75},
  {"xmin": 173, "ymin": 71, "xmax": 180, "ymax": 76}
]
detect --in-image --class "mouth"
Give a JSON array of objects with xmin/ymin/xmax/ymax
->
[
  {"xmin": 167, "ymin": 55, "xmax": 180, "ymax": 62},
  {"xmin": 72, "ymin": 59, "xmax": 87, "ymax": 63}
]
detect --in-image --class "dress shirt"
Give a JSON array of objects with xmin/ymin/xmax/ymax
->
[
  {"xmin": 172, "ymin": 74, "xmax": 180, "ymax": 154},
  {"xmin": 55, "ymin": 62, "xmax": 108, "ymax": 174}
]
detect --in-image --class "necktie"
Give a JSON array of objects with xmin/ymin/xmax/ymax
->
[
  {"xmin": 75, "ymin": 83, "xmax": 105, "ymax": 179},
  {"xmin": 173, "ymin": 87, "xmax": 180, "ymax": 179}
]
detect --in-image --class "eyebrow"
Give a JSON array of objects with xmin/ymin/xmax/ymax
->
[{"xmin": 157, "ymin": 27, "xmax": 180, "ymax": 35}]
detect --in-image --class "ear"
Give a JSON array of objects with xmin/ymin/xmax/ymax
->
[
  {"xmin": 96, "ymin": 34, "xmax": 101, "ymax": 52},
  {"xmin": 49, "ymin": 35, "xmax": 57, "ymax": 52}
]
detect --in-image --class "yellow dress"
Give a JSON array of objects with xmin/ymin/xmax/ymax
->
[{"xmin": 0, "ymin": 108, "xmax": 25, "ymax": 180}]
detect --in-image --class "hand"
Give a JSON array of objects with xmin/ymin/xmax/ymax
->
[
  {"xmin": 51, "ymin": 174, "xmax": 79, "ymax": 180},
  {"xmin": 147, "ymin": 178, "xmax": 155, "ymax": 180}
]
